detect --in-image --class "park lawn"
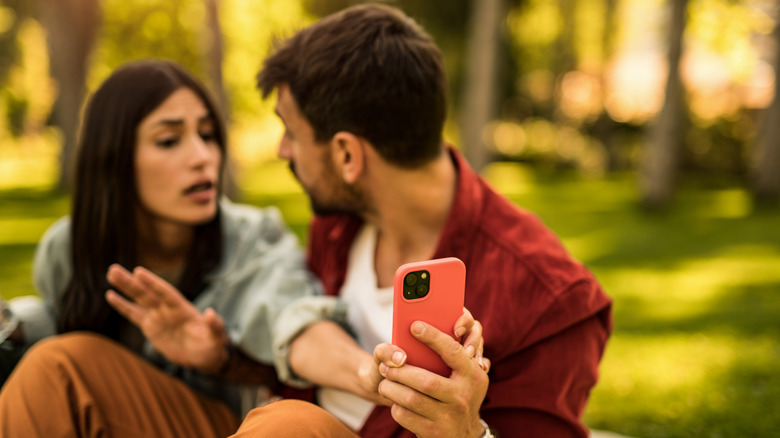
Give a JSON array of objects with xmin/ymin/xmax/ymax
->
[
  {"xmin": 0, "ymin": 187, "xmax": 69, "ymax": 297},
  {"xmin": 1, "ymin": 160, "xmax": 779, "ymax": 437},
  {"xmin": 484, "ymin": 163, "xmax": 780, "ymax": 437}
]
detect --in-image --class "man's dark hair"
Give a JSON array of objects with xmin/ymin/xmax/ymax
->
[{"xmin": 257, "ymin": 4, "xmax": 447, "ymax": 168}]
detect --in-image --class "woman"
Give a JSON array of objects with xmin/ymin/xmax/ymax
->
[{"xmin": 0, "ymin": 59, "xmax": 324, "ymax": 436}]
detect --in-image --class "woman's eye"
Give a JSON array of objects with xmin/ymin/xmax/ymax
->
[
  {"xmin": 199, "ymin": 131, "xmax": 216, "ymax": 142},
  {"xmin": 156, "ymin": 137, "xmax": 179, "ymax": 148}
]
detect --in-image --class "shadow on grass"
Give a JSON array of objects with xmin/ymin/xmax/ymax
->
[
  {"xmin": 616, "ymin": 282, "xmax": 780, "ymax": 337},
  {"xmin": 587, "ymin": 335, "xmax": 780, "ymax": 437}
]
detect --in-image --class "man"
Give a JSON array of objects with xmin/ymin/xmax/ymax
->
[{"xmin": 258, "ymin": 4, "xmax": 612, "ymax": 438}]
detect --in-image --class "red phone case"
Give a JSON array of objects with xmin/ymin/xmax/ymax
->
[{"xmin": 392, "ymin": 257, "xmax": 466, "ymax": 376}]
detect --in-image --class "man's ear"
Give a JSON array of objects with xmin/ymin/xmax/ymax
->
[{"xmin": 331, "ymin": 131, "xmax": 365, "ymax": 184}]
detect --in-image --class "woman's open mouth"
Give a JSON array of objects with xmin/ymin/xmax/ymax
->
[{"xmin": 184, "ymin": 180, "xmax": 216, "ymax": 202}]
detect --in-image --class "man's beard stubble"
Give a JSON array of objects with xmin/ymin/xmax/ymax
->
[{"xmin": 288, "ymin": 161, "xmax": 370, "ymax": 217}]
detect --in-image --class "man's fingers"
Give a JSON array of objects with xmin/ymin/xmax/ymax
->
[
  {"xmin": 453, "ymin": 307, "xmax": 484, "ymax": 357},
  {"xmin": 389, "ymin": 402, "xmax": 436, "ymax": 438},
  {"xmin": 464, "ymin": 320, "xmax": 484, "ymax": 360},
  {"xmin": 377, "ymin": 376, "xmax": 440, "ymax": 419},
  {"xmin": 410, "ymin": 321, "xmax": 473, "ymax": 373},
  {"xmin": 453, "ymin": 308, "xmax": 486, "ymax": 365},
  {"xmin": 105, "ymin": 290, "xmax": 146, "ymax": 326},
  {"xmin": 481, "ymin": 357, "xmax": 492, "ymax": 373},
  {"xmin": 453, "ymin": 307, "xmax": 474, "ymax": 339},
  {"xmin": 106, "ymin": 264, "xmax": 160, "ymax": 308},
  {"xmin": 371, "ymin": 343, "xmax": 406, "ymax": 403},
  {"xmin": 374, "ymin": 342, "xmax": 407, "ymax": 370}
]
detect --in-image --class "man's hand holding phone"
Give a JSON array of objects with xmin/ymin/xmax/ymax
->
[{"xmin": 366, "ymin": 308, "xmax": 491, "ymax": 438}]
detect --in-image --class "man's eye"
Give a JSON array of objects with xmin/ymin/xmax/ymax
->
[{"xmin": 156, "ymin": 137, "xmax": 179, "ymax": 148}]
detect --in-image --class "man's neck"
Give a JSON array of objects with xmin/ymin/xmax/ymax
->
[{"xmin": 362, "ymin": 150, "xmax": 457, "ymax": 288}]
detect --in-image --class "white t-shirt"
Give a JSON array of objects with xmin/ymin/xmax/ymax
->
[{"xmin": 317, "ymin": 224, "xmax": 393, "ymax": 431}]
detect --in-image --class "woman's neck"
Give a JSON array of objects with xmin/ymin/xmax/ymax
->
[{"xmin": 135, "ymin": 213, "xmax": 194, "ymax": 274}]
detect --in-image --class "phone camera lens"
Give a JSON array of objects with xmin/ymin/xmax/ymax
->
[
  {"xmin": 405, "ymin": 273, "xmax": 418, "ymax": 286},
  {"xmin": 416, "ymin": 284, "xmax": 428, "ymax": 297}
]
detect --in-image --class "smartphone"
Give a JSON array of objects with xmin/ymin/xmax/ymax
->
[{"xmin": 391, "ymin": 257, "xmax": 466, "ymax": 376}]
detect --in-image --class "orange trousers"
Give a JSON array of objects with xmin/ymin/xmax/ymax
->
[{"xmin": 0, "ymin": 332, "xmax": 357, "ymax": 438}]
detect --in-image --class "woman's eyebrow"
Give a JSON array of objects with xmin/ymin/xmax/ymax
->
[
  {"xmin": 150, "ymin": 113, "xmax": 213, "ymax": 128},
  {"xmin": 150, "ymin": 118, "xmax": 185, "ymax": 128}
]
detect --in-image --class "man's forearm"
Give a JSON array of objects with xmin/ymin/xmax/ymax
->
[{"xmin": 289, "ymin": 320, "xmax": 373, "ymax": 398}]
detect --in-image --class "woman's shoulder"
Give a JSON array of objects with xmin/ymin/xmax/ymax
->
[
  {"xmin": 37, "ymin": 216, "xmax": 72, "ymax": 255},
  {"xmin": 218, "ymin": 198, "xmax": 297, "ymax": 261},
  {"xmin": 219, "ymin": 198, "xmax": 287, "ymax": 239},
  {"xmin": 33, "ymin": 216, "xmax": 73, "ymax": 300}
]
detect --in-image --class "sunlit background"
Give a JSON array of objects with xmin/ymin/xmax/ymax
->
[{"xmin": 1, "ymin": 0, "xmax": 779, "ymax": 436}]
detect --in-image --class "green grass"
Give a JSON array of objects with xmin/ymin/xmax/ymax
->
[
  {"xmin": 0, "ymin": 187, "xmax": 69, "ymax": 297},
  {"xmin": 483, "ymin": 164, "xmax": 780, "ymax": 437},
  {"xmin": 1, "ymin": 161, "xmax": 779, "ymax": 436}
]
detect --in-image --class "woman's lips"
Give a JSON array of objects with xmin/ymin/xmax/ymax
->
[{"xmin": 184, "ymin": 181, "xmax": 216, "ymax": 202}]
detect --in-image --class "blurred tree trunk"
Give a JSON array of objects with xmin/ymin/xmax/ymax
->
[
  {"xmin": 595, "ymin": 0, "xmax": 621, "ymax": 171},
  {"xmin": 460, "ymin": 0, "xmax": 506, "ymax": 172},
  {"xmin": 203, "ymin": 0, "xmax": 240, "ymax": 199},
  {"xmin": 204, "ymin": 0, "xmax": 228, "ymax": 117},
  {"xmin": 38, "ymin": 0, "xmax": 101, "ymax": 192},
  {"xmin": 751, "ymin": 19, "xmax": 780, "ymax": 207},
  {"xmin": 640, "ymin": 0, "xmax": 688, "ymax": 210},
  {"xmin": 556, "ymin": 0, "xmax": 577, "ymax": 76},
  {"xmin": 551, "ymin": 0, "xmax": 578, "ymax": 124}
]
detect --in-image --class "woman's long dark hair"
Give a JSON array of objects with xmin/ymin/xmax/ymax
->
[{"xmin": 57, "ymin": 59, "xmax": 227, "ymax": 337}]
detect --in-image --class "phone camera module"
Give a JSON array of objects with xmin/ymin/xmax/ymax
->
[{"xmin": 403, "ymin": 270, "xmax": 431, "ymax": 300}]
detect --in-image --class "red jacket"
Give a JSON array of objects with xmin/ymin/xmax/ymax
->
[{"xmin": 307, "ymin": 149, "xmax": 612, "ymax": 437}]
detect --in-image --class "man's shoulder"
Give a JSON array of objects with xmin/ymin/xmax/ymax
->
[
  {"xmin": 474, "ymin": 186, "xmax": 563, "ymax": 257},
  {"xmin": 467, "ymin": 188, "xmax": 611, "ymax": 355},
  {"xmin": 471, "ymin": 185, "xmax": 600, "ymax": 295}
]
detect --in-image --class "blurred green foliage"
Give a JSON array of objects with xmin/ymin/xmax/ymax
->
[
  {"xmin": 0, "ymin": 0, "xmax": 775, "ymax": 183},
  {"xmin": 90, "ymin": 0, "xmax": 206, "ymax": 81}
]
